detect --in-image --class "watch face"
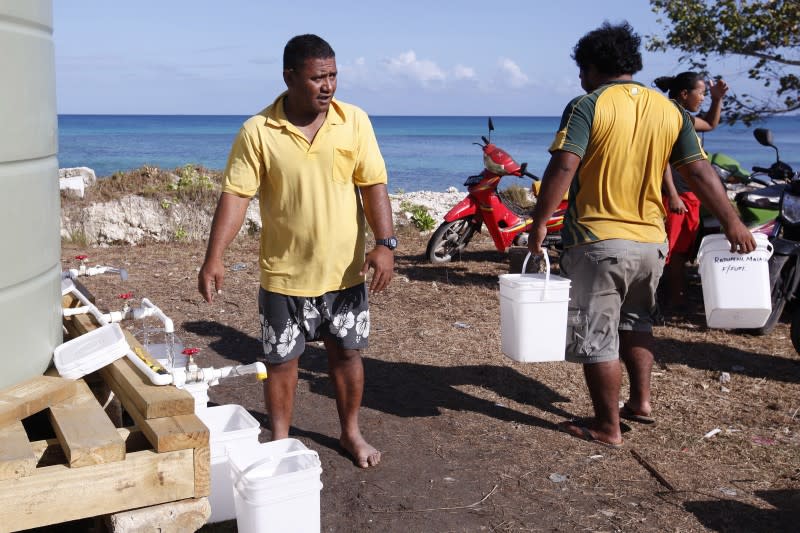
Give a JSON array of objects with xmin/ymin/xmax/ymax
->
[{"xmin": 379, "ymin": 237, "xmax": 398, "ymax": 250}]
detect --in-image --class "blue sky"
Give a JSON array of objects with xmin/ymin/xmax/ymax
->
[{"xmin": 53, "ymin": 0, "xmax": 754, "ymax": 117}]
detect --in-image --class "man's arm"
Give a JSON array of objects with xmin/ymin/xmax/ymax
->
[
  {"xmin": 663, "ymin": 166, "xmax": 687, "ymax": 214},
  {"xmin": 528, "ymin": 150, "xmax": 581, "ymax": 255},
  {"xmin": 198, "ymin": 192, "xmax": 251, "ymax": 302},
  {"xmin": 359, "ymin": 183, "xmax": 395, "ymax": 292},
  {"xmin": 678, "ymin": 158, "xmax": 755, "ymax": 253}
]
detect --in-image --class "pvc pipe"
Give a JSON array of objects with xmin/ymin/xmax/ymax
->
[
  {"xmin": 125, "ymin": 350, "xmax": 173, "ymax": 386},
  {"xmin": 60, "ymin": 278, "xmax": 109, "ymax": 326},
  {"xmin": 135, "ymin": 298, "xmax": 174, "ymax": 333}
]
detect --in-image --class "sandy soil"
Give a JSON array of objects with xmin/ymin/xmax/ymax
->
[{"xmin": 53, "ymin": 228, "xmax": 800, "ymax": 533}]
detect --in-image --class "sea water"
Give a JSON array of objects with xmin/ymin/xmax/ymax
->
[{"xmin": 57, "ymin": 114, "xmax": 800, "ymax": 193}]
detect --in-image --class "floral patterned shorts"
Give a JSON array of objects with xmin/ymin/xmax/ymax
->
[{"xmin": 258, "ymin": 284, "xmax": 370, "ymax": 364}]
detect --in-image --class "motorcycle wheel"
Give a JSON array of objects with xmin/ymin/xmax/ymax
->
[
  {"xmin": 425, "ymin": 218, "xmax": 476, "ymax": 263},
  {"xmin": 748, "ymin": 256, "xmax": 790, "ymax": 336},
  {"xmin": 790, "ymin": 308, "xmax": 800, "ymax": 354}
]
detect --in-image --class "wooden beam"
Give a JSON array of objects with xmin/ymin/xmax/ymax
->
[
  {"xmin": 103, "ymin": 371, "xmax": 208, "ymax": 453},
  {"xmin": 0, "ymin": 421, "xmax": 36, "ymax": 480},
  {"xmin": 193, "ymin": 445, "xmax": 210, "ymax": 498},
  {"xmin": 0, "ymin": 376, "xmax": 80, "ymax": 428},
  {"xmin": 0, "ymin": 448, "xmax": 195, "ymax": 531},
  {"xmin": 49, "ymin": 381, "xmax": 125, "ymax": 468}
]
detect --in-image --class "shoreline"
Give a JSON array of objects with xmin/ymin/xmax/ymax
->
[{"xmin": 60, "ymin": 166, "xmax": 465, "ymax": 245}]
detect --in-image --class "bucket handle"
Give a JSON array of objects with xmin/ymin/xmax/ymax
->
[
  {"xmin": 521, "ymin": 251, "xmax": 551, "ymax": 300},
  {"xmin": 521, "ymin": 251, "xmax": 550, "ymax": 281},
  {"xmin": 232, "ymin": 449, "xmax": 319, "ymax": 493}
]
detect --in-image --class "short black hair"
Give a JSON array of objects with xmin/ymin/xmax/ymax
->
[
  {"xmin": 653, "ymin": 72, "xmax": 703, "ymax": 99},
  {"xmin": 283, "ymin": 34, "xmax": 335, "ymax": 71},
  {"xmin": 572, "ymin": 22, "xmax": 643, "ymax": 76}
]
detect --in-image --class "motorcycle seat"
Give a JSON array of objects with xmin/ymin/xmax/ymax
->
[
  {"xmin": 504, "ymin": 199, "xmax": 535, "ymax": 217},
  {"xmin": 734, "ymin": 183, "xmax": 785, "ymax": 209}
]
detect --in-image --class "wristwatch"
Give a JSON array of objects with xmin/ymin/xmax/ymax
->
[{"xmin": 376, "ymin": 236, "xmax": 398, "ymax": 250}]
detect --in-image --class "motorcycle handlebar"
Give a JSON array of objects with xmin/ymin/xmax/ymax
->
[
  {"xmin": 752, "ymin": 166, "xmax": 771, "ymax": 174},
  {"xmin": 523, "ymin": 171, "xmax": 540, "ymax": 180}
]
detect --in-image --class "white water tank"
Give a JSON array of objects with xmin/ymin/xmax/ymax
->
[{"xmin": 0, "ymin": 0, "xmax": 61, "ymax": 389}]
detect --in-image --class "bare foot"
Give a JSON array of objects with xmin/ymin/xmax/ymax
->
[
  {"xmin": 557, "ymin": 420, "xmax": 623, "ymax": 448},
  {"xmin": 340, "ymin": 433, "xmax": 381, "ymax": 468}
]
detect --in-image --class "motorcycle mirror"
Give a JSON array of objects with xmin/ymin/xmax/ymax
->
[
  {"xmin": 754, "ymin": 128, "xmax": 774, "ymax": 148},
  {"xmin": 488, "ymin": 117, "xmax": 494, "ymax": 132},
  {"xmin": 754, "ymin": 128, "xmax": 780, "ymax": 163}
]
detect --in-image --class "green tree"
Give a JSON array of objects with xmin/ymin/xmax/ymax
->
[{"xmin": 647, "ymin": 0, "xmax": 799, "ymax": 125}]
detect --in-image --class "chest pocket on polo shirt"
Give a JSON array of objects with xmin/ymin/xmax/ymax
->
[{"xmin": 333, "ymin": 147, "xmax": 357, "ymax": 185}]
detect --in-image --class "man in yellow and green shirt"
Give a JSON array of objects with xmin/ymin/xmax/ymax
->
[{"xmin": 529, "ymin": 22, "xmax": 755, "ymax": 448}]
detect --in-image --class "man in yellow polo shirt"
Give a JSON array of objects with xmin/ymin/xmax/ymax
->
[
  {"xmin": 198, "ymin": 34, "xmax": 395, "ymax": 468},
  {"xmin": 529, "ymin": 22, "xmax": 755, "ymax": 448}
]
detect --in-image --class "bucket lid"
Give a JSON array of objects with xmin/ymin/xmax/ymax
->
[
  {"xmin": 697, "ymin": 233, "xmax": 772, "ymax": 260},
  {"xmin": 230, "ymin": 440, "xmax": 321, "ymax": 494},
  {"xmin": 499, "ymin": 272, "xmax": 571, "ymax": 289},
  {"xmin": 54, "ymin": 323, "xmax": 129, "ymax": 379}
]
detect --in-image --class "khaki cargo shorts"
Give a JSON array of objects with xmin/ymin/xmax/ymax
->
[{"xmin": 560, "ymin": 239, "xmax": 667, "ymax": 364}]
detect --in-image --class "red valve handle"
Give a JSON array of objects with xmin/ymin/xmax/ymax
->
[{"xmin": 182, "ymin": 348, "xmax": 199, "ymax": 356}]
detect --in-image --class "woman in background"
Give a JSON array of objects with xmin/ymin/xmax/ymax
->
[{"xmin": 654, "ymin": 72, "xmax": 729, "ymax": 315}]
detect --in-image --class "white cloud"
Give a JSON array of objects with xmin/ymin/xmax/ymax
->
[
  {"xmin": 498, "ymin": 57, "xmax": 529, "ymax": 88},
  {"xmin": 452, "ymin": 64, "xmax": 476, "ymax": 80},
  {"xmin": 384, "ymin": 50, "xmax": 445, "ymax": 86}
]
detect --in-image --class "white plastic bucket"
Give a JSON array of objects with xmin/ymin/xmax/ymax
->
[
  {"xmin": 499, "ymin": 252, "xmax": 571, "ymax": 362},
  {"xmin": 228, "ymin": 439, "xmax": 323, "ymax": 533},
  {"xmin": 697, "ymin": 233, "xmax": 773, "ymax": 328},
  {"xmin": 196, "ymin": 405, "xmax": 261, "ymax": 524},
  {"xmin": 229, "ymin": 439, "xmax": 322, "ymax": 533}
]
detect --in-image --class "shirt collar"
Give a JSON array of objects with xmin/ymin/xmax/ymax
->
[{"xmin": 265, "ymin": 92, "xmax": 346, "ymax": 128}]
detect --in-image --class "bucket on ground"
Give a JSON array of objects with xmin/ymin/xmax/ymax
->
[
  {"xmin": 228, "ymin": 438, "xmax": 323, "ymax": 533},
  {"xmin": 499, "ymin": 252, "xmax": 571, "ymax": 362},
  {"xmin": 196, "ymin": 404, "xmax": 261, "ymax": 524},
  {"xmin": 697, "ymin": 233, "xmax": 773, "ymax": 328}
]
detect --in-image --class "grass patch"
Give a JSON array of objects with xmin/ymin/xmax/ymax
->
[
  {"xmin": 399, "ymin": 201, "xmax": 437, "ymax": 231},
  {"xmin": 77, "ymin": 164, "xmax": 222, "ymax": 209}
]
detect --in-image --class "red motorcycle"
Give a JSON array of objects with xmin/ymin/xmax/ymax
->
[{"xmin": 425, "ymin": 119, "xmax": 567, "ymax": 263}]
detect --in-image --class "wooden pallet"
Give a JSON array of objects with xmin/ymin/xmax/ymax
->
[{"xmin": 0, "ymin": 294, "xmax": 210, "ymax": 531}]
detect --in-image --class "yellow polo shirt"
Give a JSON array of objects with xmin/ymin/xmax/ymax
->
[{"xmin": 222, "ymin": 93, "xmax": 388, "ymax": 296}]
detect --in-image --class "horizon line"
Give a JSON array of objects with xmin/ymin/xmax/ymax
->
[{"xmin": 56, "ymin": 113, "xmax": 562, "ymax": 118}]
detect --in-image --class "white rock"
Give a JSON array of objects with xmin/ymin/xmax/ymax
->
[
  {"xmin": 59, "ymin": 175, "xmax": 86, "ymax": 198},
  {"xmin": 58, "ymin": 167, "xmax": 96, "ymax": 186}
]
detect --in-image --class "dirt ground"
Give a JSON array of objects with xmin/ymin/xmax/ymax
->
[{"xmin": 57, "ymin": 228, "xmax": 799, "ymax": 533}]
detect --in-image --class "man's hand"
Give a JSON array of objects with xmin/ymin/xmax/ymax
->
[
  {"xmin": 197, "ymin": 192, "xmax": 250, "ymax": 303},
  {"xmin": 198, "ymin": 257, "xmax": 225, "ymax": 303},
  {"xmin": 668, "ymin": 194, "xmax": 688, "ymax": 214},
  {"xmin": 708, "ymin": 78, "xmax": 729, "ymax": 101},
  {"xmin": 360, "ymin": 246, "xmax": 394, "ymax": 292},
  {"xmin": 527, "ymin": 222, "xmax": 548, "ymax": 257},
  {"xmin": 723, "ymin": 220, "xmax": 757, "ymax": 254}
]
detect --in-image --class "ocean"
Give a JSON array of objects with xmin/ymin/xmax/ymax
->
[{"xmin": 57, "ymin": 114, "xmax": 800, "ymax": 192}]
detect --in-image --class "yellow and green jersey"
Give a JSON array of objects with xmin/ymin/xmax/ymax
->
[{"xmin": 550, "ymin": 81, "xmax": 705, "ymax": 247}]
